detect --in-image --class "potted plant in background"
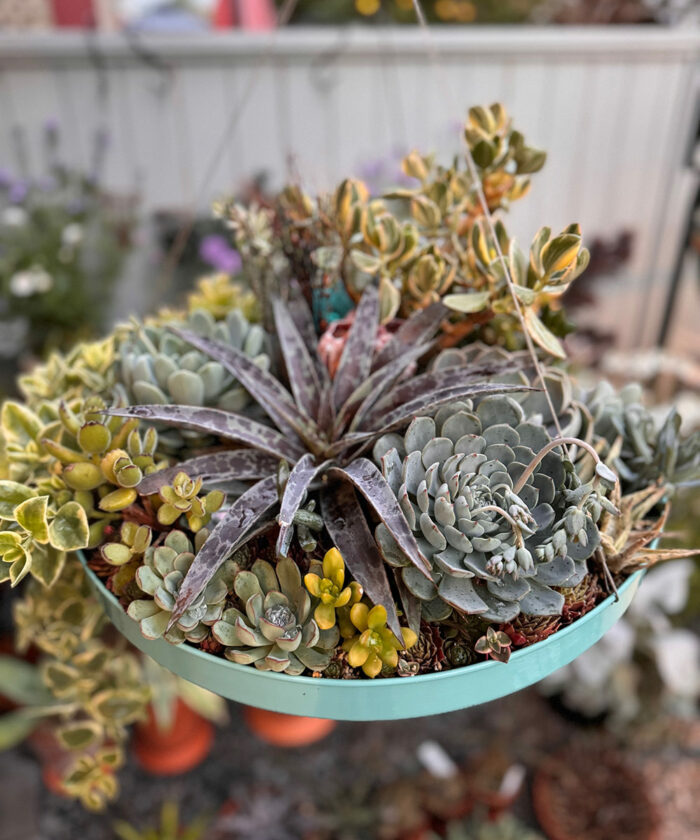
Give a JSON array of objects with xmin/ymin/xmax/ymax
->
[{"xmin": 0, "ymin": 102, "xmax": 698, "ymax": 808}]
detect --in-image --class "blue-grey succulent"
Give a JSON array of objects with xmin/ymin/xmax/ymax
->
[
  {"xmin": 212, "ymin": 558, "xmax": 339, "ymax": 675},
  {"xmin": 373, "ymin": 394, "xmax": 615, "ymax": 624},
  {"xmin": 118, "ymin": 307, "xmax": 269, "ymax": 448},
  {"xmin": 127, "ymin": 530, "xmax": 236, "ymax": 645}
]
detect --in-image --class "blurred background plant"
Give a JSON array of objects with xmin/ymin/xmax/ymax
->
[{"xmin": 0, "ymin": 121, "xmax": 137, "ymax": 395}]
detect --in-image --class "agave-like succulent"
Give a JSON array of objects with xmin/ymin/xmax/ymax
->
[
  {"xmin": 373, "ymin": 394, "xmax": 618, "ymax": 624},
  {"xmin": 212, "ymin": 557, "xmax": 338, "ymax": 675},
  {"xmin": 107, "ymin": 288, "xmax": 526, "ymax": 639},
  {"xmin": 127, "ymin": 530, "xmax": 236, "ymax": 645}
]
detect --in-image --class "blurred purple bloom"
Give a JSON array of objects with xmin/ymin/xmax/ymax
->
[
  {"xmin": 9, "ymin": 181, "xmax": 28, "ymax": 204},
  {"xmin": 0, "ymin": 169, "xmax": 13, "ymax": 189},
  {"xmin": 199, "ymin": 234, "xmax": 242, "ymax": 274}
]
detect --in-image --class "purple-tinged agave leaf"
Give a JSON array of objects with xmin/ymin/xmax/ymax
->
[
  {"xmin": 327, "ymin": 459, "xmax": 432, "ymax": 580},
  {"xmin": 103, "ymin": 405, "xmax": 304, "ymax": 462},
  {"xmin": 286, "ymin": 289, "xmax": 331, "ymax": 389},
  {"xmin": 169, "ymin": 327, "xmax": 318, "ymax": 442},
  {"xmin": 316, "ymin": 380, "xmax": 335, "ymax": 436},
  {"xmin": 364, "ymin": 360, "xmax": 521, "ymax": 427},
  {"xmin": 393, "ymin": 568, "xmax": 422, "ymax": 636},
  {"xmin": 168, "ymin": 476, "xmax": 279, "ymax": 629},
  {"xmin": 364, "ymin": 382, "xmax": 534, "ymax": 434},
  {"xmin": 336, "ymin": 341, "xmax": 433, "ymax": 435},
  {"xmin": 273, "ymin": 298, "xmax": 322, "ymax": 420},
  {"xmin": 276, "ymin": 454, "xmax": 331, "ymax": 557},
  {"xmin": 371, "ymin": 301, "xmax": 446, "ymax": 372},
  {"xmin": 325, "ymin": 432, "xmax": 376, "ymax": 459},
  {"xmin": 320, "ymin": 482, "xmax": 403, "ymax": 641},
  {"xmin": 137, "ymin": 450, "xmax": 279, "ymax": 496},
  {"xmin": 332, "ymin": 286, "xmax": 379, "ymax": 411}
]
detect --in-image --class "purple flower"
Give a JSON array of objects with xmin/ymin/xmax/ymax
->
[
  {"xmin": 9, "ymin": 181, "xmax": 28, "ymax": 204},
  {"xmin": 0, "ymin": 169, "xmax": 13, "ymax": 189},
  {"xmin": 199, "ymin": 234, "xmax": 241, "ymax": 274}
]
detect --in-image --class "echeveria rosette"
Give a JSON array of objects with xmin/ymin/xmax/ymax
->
[
  {"xmin": 373, "ymin": 395, "xmax": 613, "ymax": 624},
  {"xmin": 127, "ymin": 530, "xmax": 235, "ymax": 645},
  {"xmin": 212, "ymin": 558, "xmax": 338, "ymax": 675}
]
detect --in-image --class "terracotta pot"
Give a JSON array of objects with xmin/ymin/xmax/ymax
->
[
  {"xmin": 243, "ymin": 706, "xmax": 336, "ymax": 747},
  {"xmin": 132, "ymin": 699, "xmax": 214, "ymax": 776}
]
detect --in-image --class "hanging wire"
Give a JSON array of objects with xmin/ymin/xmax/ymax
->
[{"xmin": 411, "ymin": 0, "xmax": 570, "ymax": 456}]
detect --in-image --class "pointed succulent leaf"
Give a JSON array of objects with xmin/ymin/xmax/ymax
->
[
  {"xmin": 272, "ymin": 298, "xmax": 322, "ymax": 420},
  {"xmin": 523, "ymin": 309, "xmax": 566, "ymax": 359},
  {"xmin": 393, "ymin": 568, "xmax": 422, "ymax": 635},
  {"xmin": 169, "ymin": 327, "xmax": 318, "ymax": 442},
  {"xmin": 371, "ymin": 301, "xmax": 445, "ymax": 372},
  {"xmin": 321, "ymin": 483, "xmax": 403, "ymax": 641},
  {"xmin": 276, "ymin": 454, "xmax": 331, "ymax": 557},
  {"xmin": 104, "ymin": 405, "xmax": 304, "ymax": 462},
  {"xmin": 137, "ymin": 449, "xmax": 279, "ymax": 496},
  {"xmin": 167, "ymin": 476, "xmax": 279, "ymax": 629},
  {"xmin": 328, "ymin": 459, "xmax": 432, "ymax": 579},
  {"xmin": 332, "ymin": 285, "xmax": 380, "ymax": 410}
]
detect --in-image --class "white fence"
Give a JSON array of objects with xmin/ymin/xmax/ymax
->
[{"xmin": 0, "ymin": 26, "xmax": 697, "ymax": 347}]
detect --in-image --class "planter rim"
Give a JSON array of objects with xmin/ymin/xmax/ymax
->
[{"xmin": 80, "ymin": 552, "xmax": 643, "ymax": 719}]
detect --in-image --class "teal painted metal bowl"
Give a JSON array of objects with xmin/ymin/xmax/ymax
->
[{"xmin": 81, "ymin": 555, "xmax": 643, "ymax": 721}]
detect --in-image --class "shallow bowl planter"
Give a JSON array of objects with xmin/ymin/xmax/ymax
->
[{"xmin": 80, "ymin": 555, "xmax": 643, "ymax": 721}]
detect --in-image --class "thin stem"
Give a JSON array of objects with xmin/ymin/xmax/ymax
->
[
  {"xmin": 513, "ymin": 436, "xmax": 610, "ymax": 496},
  {"xmin": 469, "ymin": 504, "xmax": 524, "ymax": 547}
]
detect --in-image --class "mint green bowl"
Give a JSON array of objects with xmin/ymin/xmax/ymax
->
[{"xmin": 81, "ymin": 555, "xmax": 643, "ymax": 721}]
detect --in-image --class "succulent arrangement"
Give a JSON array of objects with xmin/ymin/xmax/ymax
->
[{"xmin": 1, "ymin": 104, "xmax": 699, "ymax": 810}]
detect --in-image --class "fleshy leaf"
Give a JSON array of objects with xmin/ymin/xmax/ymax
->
[
  {"xmin": 137, "ymin": 449, "xmax": 279, "ymax": 496},
  {"xmin": 104, "ymin": 405, "xmax": 304, "ymax": 463},
  {"xmin": 0, "ymin": 482, "xmax": 35, "ymax": 521},
  {"xmin": 371, "ymin": 301, "xmax": 446, "ymax": 371},
  {"xmin": 272, "ymin": 298, "xmax": 322, "ymax": 420},
  {"xmin": 14, "ymin": 496, "xmax": 50, "ymax": 543},
  {"xmin": 48, "ymin": 502, "xmax": 89, "ymax": 551},
  {"xmin": 321, "ymin": 483, "xmax": 403, "ymax": 641},
  {"xmin": 168, "ymin": 476, "xmax": 279, "ymax": 629},
  {"xmin": 332, "ymin": 286, "xmax": 379, "ymax": 411},
  {"xmin": 523, "ymin": 309, "xmax": 566, "ymax": 359},
  {"xmin": 327, "ymin": 459, "xmax": 431, "ymax": 579},
  {"xmin": 276, "ymin": 454, "xmax": 330, "ymax": 557}
]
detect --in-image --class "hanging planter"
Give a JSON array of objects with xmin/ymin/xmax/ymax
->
[
  {"xmin": 2, "ymin": 102, "xmax": 698, "ymax": 809},
  {"xmin": 80, "ymin": 554, "xmax": 643, "ymax": 720}
]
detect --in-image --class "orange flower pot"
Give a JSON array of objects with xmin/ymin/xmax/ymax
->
[
  {"xmin": 243, "ymin": 707, "xmax": 336, "ymax": 747},
  {"xmin": 132, "ymin": 699, "xmax": 214, "ymax": 776}
]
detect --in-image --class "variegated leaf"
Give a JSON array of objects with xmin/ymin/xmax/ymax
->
[
  {"xmin": 332, "ymin": 285, "xmax": 379, "ymax": 410},
  {"xmin": 327, "ymin": 459, "xmax": 432, "ymax": 579},
  {"xmin": 137, "ymin": 450, "xmax": 279, "ymax": 496},
  {"xmin": 272, "ymin": 298, "xmax": 322, "ymax": 420},
  {"xmin": 168, "ymin": 476, "xmax": 279, "ymax": 628},
  {"xmin": 393, "ymin": 567, "xmax": 422, "ymax": 636},
  {"xmin": 371, "ymin": 301, "xmax": 445, "ymax": 372},
  {"xmin": 169, "ymin": 327, "xmax": 318, "ymax": 442},
  {"xmin": 276, "ymin": 454, "xmax": 330, "ymax": 557},
  {"xmin": 320, "ymin": 482, "xmax": 403, "ymax": 641},
  {"xmin": 103, "ymin": 405, "xmax": 304, "ymax": 463}
]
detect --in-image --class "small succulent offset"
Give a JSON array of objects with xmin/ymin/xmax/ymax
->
[
  {"xmin": 100, "ymin": 522, "xmax": 152, "ymax": 567},
  {"xmin": 156, "ymin": 471, "xmax": 224, "ymax": 533},
  {"xmin": 475, "ymin": 626, "xmax": 513, "ymax": 663},
  {"xmin": 127, "ymin": 530, "xmax": 236, "ymax": 644},
  {"xmin": 304, "ymin": 547, "xmax": 363, "ymax": 630},
  {"xmin": 343, "ymin": 603, "xmax": 418, "ymax": 678},
  {"xmin": 212, "ymin": 558, "xmax": 339, "ymax": 675},
  {"xmin": 373, "ymin": 394, "xmax": 618, "ymax": 624}
]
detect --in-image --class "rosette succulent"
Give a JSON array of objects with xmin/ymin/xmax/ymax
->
[
  {"xmin": 212, "ymin": 558, "xmax": 338, "ymax": 675},
  {"xmin": 127, "ymin": 530, "xmax": 235, "ymax": 644},
  {"xmin": 373, "ymin": 394, "xmax": 617, "ymax": 623}
]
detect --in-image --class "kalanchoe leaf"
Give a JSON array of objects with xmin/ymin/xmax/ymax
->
[
  {"xmin": 327, "ymin": 459, "xmax": 432, "ymax": 579},
  {"xmin": 320, "ymin": 483, "xmax": 403, "ymax": 641},
  {"xmin": 169, "ymin": 326, "xmax": 318, "ymax": 443},
  {"xmin": 167, "ymin": 476, "xmax": 279, "ymax": 629},
  {"xmin": 137, "ymin": 450, "xmax": 279, "ymax": 496},
  {"xmin": 103, "ymin": 405, "xmax": 304, "ymax": 463},
  {"xmin": 371, "ymin": 301, "xmax": 446, "ymax": 372},
  {"xmin": 332, "ymin": 285, "xmax": 379, "ymax": 410},
  {"xmin": 272, "ymin": 298, "xmax": 322, "ymax": 420},
  {"xmin": 276, "ymin": 454, "xmax": 331, "ymax": 557}
]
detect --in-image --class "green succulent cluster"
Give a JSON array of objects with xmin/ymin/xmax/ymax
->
[
  {"xmin": 212, "ymin": 558, "xmax": 339, "ymax": 675},
  {"xmin": 127, "ymin": 530, "xmax": 235, "ymax": 645},
  {"xmin": 374, "ymin": 394, "xmax": 617, "ymax": 623},
  {"xmin": 118, "ymin": 307, "xmax": 268, "ymax": 449},
  {"xmin": 156, "ymin": 471, "xmax": 224, "ymax": 533}
]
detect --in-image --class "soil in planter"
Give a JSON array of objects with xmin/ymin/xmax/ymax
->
[{"xmin": 533, "ymin": 740, "xmax": 661, "ymax": 840}]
